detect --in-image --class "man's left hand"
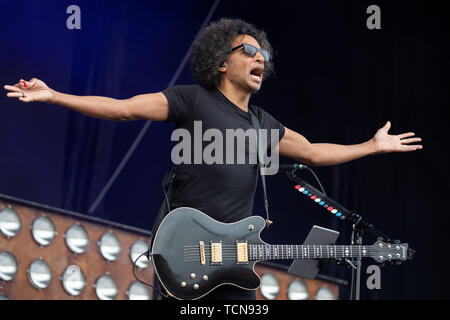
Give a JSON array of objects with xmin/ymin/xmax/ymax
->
[{"xmin": 373, "ymin": 121, "xmax": 423, "ymax": 154}]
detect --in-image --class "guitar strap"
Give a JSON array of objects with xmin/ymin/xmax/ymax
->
[{"xmin": 249, "ymin": 110, "xmax": 273, "ymax": 228}]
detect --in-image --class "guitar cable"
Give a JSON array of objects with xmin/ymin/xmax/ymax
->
[
  {"xmin": 131, "ymin": 170, "xmax": 174, "ymax": 299},
  {"xmin": 132, "ymin": 251, "xmax": 169, "ymax": 299}
]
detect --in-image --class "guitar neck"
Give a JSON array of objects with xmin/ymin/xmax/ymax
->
[{"xmin": 248, "ymin": 244, "xmax": 375, "ymax": 261}]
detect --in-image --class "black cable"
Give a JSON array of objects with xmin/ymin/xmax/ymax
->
[
  {"xmin": 286, "ymin": 166, "xmax": 327, "ymax": 196},
  {"xmin": 163, "ymin": 184, "xmax": 171, "ymax": 212},
  {"xmin": 132, "ymin": 251, "xmax": 169, "ymax": 299},
  {"xmin": 304, "ymin": 166, "xmax": 327, "ymax": 196}
]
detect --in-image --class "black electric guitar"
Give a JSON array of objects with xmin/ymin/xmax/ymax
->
[{"xmin": 151, "ymin": 207, "xmax": 412, "ymax": 300}]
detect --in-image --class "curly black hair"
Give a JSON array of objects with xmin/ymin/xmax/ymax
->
[{"xmin": 190, "ymin": 18, "xmax": 274, "ymax": 90}]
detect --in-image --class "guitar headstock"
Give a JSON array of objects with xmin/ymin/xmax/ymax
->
[{"xmin": 370, "ymin": 240, "xmax": 413, "ymax": 264}]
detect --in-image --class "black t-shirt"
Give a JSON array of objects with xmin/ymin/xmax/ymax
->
[{"xmin": 162, "ymin": 84, "xmax": 285, "ymax": 223}]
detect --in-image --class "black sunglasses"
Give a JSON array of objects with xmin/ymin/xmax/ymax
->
[{"xmin": 229, "ymin": 43, "xmax": 270, "ymax": 62}]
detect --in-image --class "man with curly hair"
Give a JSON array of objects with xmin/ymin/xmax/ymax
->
[{"xmin": 4, "ymin": 18, "xmax": 422, "ymax": 300}]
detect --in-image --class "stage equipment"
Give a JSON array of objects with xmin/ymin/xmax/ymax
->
[
  {"xmin": 254, "ymin": 262, "xmax": 344, "ymax": 300},
  {"xmin": 284, "ymin": 168, "xmax": 416, "ymax": 300},
  {"xmin": 0, "ymin": 194, "xmax": 154, "ymax": 300}
]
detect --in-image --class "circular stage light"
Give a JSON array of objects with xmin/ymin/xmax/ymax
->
[
  {"xmin": 287, "ymin": 278, "xmax": 309, "ymax": 300},
  {"xmin": 64, "ymin": 223, "xmax": 89, "ymax": 254},
  {"xmin": 0, "ymin": 206, "xmax": 21, "ymax": 238},
  {"xmin": 0, "ymin": 250, "xmax": 18, "ymax": 281},
  {"xmin": 31, "ymin": 214, "xmax": 56, "ymax": 246},
  {"xmin": 98, "ymin": 231, "xmax": 121, "ymax": 262},
  {"xmin": 61, "ymin": 265, "xmax": 86, "ymax": 297},
  {"xmin": 126, "ymin": 281, "xmax": 150, "ymax": 300},
  {"xmin": 94, "ymin": 273, "xmax": 118, "ymax": 300},
  {"xmin": 27, "ymin": 258, "xmax": 52, "ymax": 290},
  {"xmin": 314, "ymin": 285, "xmax": 336, "ymax": 300},
  {"xmin": 129, "ymin": 238, "xmax": 150, "ymax": 269},
  {"xmin": 260, "ymin": 272, "xmax": 280, "ymax": 300}
]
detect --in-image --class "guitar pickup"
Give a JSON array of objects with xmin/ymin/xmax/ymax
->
[
  {"xmin": 210, "ymin": 241, "xmax": 223, "ymax": 265},
  {"xmin": 236, "ymin": 241, "xmax": 248, "ymax": 264}
]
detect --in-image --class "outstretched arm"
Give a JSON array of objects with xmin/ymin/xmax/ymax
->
[
  {"xmin": 3, "ymin": 78, "xmax": 169, "ymax": 121},
  {"xmin": 278, "ymin": 121, "xmax": 422, "ymax": 167}
]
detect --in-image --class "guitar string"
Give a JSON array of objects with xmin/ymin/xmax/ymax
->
[
  {"xmin": 183, "ymin": 251, "xmax": 381, "ymax": 256},
  {"xmin": 183, "ymin": 250, "xmax": 384, "ymax": 259},
  {"xmin": 183, "ymin": 249, "xmax": 380, "ymax": 254},
  {"xmin": 184, "ymin": 255, "xmax": 386, "ymax": 262},
  {"xmin": 183, "ymin": 245, "xmax": 381, "ymax": 249},
  {"xmin": 183, "ymin": 251, "xmax": 381, "ymax": 259}
]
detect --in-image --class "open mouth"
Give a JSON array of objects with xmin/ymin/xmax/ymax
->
[{"xmin": 250, "ymin": 66, "xmax": 264, "ymax": 83}]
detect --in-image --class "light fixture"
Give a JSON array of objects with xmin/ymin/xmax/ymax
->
[
  {"xmin": 126, "ymin": 281, "xmax": 150, "ymax": 300},
  {"xmin": 259, "ymin": 272, "xmax": 280, "ymax": 300},
  {"xmin": 61, "ymin": 265, "xmax": 86, "ymax": 296},
  {"xmin": 0, "ymin": 206, "xmax": 22, "ymax": 238},
  {"xmin": 98, "ymin": 231, "xmax": 121, "ymax": 262},
  {"xmin": 314, "ymin": 285, "xmax": 336, "ymax": 300},
  {"xmin": 129, "ymin": 238, "xmax": 150, "ymax": 269},
  {"xmin": 287, "ymin": 278, "xmax": 309, "ymax": 300},
  {"xmin": 94, "ymin": 273, "xmax": 118, "ymax": 300},
  {"xmin": 0, "ymin": 250, "xmax": 18, "ymax": 281},
  {"xmin": 27, "ymin": 258, "xmax": 52, "ymax": 290},
  {"xmin": 64, "ymin": 223, "xmax": 89, "ymax": 254},
  {"xmin": 31, "ymin": 214, "xmax": 56, "ymax": 247}
]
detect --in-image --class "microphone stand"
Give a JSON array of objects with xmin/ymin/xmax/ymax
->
[{"xmin": 285, "ymin": 168, "xmax": 392, "ymax": 300}]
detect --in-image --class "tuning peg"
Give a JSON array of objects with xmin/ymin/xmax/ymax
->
[
  {"xmin": 393, "ymin": 239, "xmax": 401, "ymax": 244},
  {"xmin": 377, "ymin": 237, "xmax": 384, "ymax": 242}
]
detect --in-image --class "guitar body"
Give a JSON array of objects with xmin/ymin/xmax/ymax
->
[{"xmin": 151, "ymin": 207, "xmax": 266, "ymax": 300}]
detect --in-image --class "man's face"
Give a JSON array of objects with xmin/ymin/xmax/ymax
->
[{"xmin": 220, "ymin": 35, "xmax": 266, "ymax": 93}]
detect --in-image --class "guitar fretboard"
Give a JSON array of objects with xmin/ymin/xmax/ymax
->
[{"xmin": 248, "ymin": 244, "xmax": 373, "ymax": 261}]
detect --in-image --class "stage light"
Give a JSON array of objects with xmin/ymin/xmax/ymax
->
[
  {"xmin": 27, "ymin": 258, "xmax": 52, "ymax": 290},
  {"xmin": 31, "ymin": 214, "xmax": 56, "ymax": 247},
  {"xmin": 0, "ymin": 250, "xmax": 18, "ymax": 281},
  {"xmin": 259, "ymin": 272, "xmax": 280, "ymax": 300},
  {"xmin": 287, "ymin": 278, "xmax": 309, "ymax": 300},
  {"xmin": 0, "ymin": 206, "xmax": 21, "ymax": 238},
  {"xmin": 98, "ymin": 230, "xmax": 121, "ymax": 262},
  {"xmin": 61, "ymin": 265, "xmax": 86, "ymax": 297},
  {"xmin": 64, "ymin": 223, "xmax": 89, "ymax": 254},
  {"xmin": 126, "ymin": 281, "xmax": 150, "ymax": 300},
  {"xmin": 94, "ymin": 273, "xmax": 118, "ymax": 300},
  {"xmin": 314, "ymin": 285, "xmax": 336, "ymax": 300},
  {"xmin": 130, "ymin": 238, "xmax": 150, "ymax": 269}
]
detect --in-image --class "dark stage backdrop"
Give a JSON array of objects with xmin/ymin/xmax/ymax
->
[{"xmin": 1, "ymin": 0, "xmax": 448, "ymax": 299}]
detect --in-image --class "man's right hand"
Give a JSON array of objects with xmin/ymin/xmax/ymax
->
[{"xmin": 4, "ymin": 78, "xmax": 54, "ymax": 103}]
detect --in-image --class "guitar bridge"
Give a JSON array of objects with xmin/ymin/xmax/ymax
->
[
  {"xmin": 199, "ymin": 241, "xmax": 206, "ymax": 266},
  {"xmin": 210, "ymin": 241, "xmax": 223, "ymax": 265}
]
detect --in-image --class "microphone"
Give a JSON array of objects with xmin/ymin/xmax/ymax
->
[{"xmin": 276, "ymin": 163, "xmax": 308, "ymax": 171}]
